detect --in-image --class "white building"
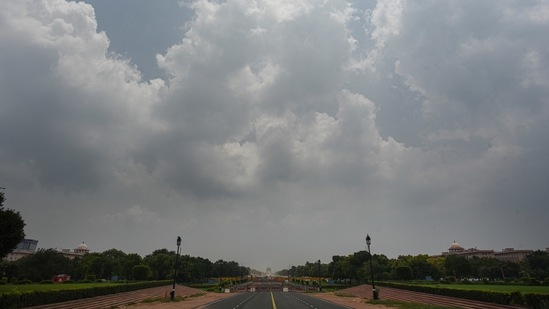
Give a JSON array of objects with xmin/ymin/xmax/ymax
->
[
  {"xmin": 4, "ymin": 240, "xmax": 90, "ymax": 261},
  {"xmin": 4, "ymin": 239, "xmax": 38, "ymax": 261},
  {"xmin": 440, "ymin": 241, "xmax": 534, "ymax": 262}
]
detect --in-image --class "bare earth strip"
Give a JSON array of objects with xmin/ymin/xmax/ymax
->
[
  {"xmin": 25, "ymin": 285, "xmax": 383, "ymax": 309},
  {"xmin": 26, "ymin": 285, "xmax": 231, "ymax": 309},
  {"xmin": 338, "ymin": 285, "xmax": 525, "ymax": 309},
  {"xmin": 25, "ymin": 284, "xmax": 527, "ymax": 309}
]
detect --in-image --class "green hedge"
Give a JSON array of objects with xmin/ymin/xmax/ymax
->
[
  {"xmin": 0, "ymin": 280, "xmax": 171, "ymax": 309},
  {"xmin": 379, "ymin": 282, "xmax": 549, "ymax": 309}
]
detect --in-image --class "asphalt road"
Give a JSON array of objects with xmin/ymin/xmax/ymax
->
[{"xmin": 201, "ymin": 291, "xmax": 351, "ymax": 309}]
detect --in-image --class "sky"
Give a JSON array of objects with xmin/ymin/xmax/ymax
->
[{"xmin": 1, "ymin": 0, "xmax": 548, "ymax": 272}]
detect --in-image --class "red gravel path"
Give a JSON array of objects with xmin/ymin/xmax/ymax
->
[
  {"xmin": 339, "ymin": 285, "xmax": 524, "ymax": 309},
  {"xmin": 26, "ymin": 285, "xmax": 206, "ymax": 309}
]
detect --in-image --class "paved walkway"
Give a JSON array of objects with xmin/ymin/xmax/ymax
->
[
  {"xmin": 24, "ymin": 284, "xmax": 528, "ymax": 309},
  {"xmin": 27, "ymin": 285, "xmax": 207, "ymax": 309},
  {"xmin": 339, "ymin": 285, "xmax": 524, "ymax": 309}
]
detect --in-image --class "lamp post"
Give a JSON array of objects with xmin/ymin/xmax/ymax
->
[
  {"xmin": 317, "ymin": 260, "xmax": 322, "ymax": 292},
  {"xmin": 171, "ymin": 236, "xmax": 181, "ymax": 301},
  {"xmin": 365, "ymin": 234, "xmax": 378, "ymax": 300}
]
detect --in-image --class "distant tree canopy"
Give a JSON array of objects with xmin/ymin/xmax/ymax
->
[
  {"xmin": 1, "ymin": 245, "xmax": 250, "ymax": 283},
  {"xmin": 0, "ymin": 189, "xmax": 26, "ymax": 259},
  {"xmin": 279, "ymin": 250, "xmax": 547, "ymax": 284}
]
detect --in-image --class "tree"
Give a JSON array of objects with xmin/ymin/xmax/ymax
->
[
  {"xmin": 0, "ymin": 190, "xmax": 26, "ymax": 259},
  {"xmin": 522, "ymin": 250, "xmax": 549, "ymax": 280},
  {"xmin": 469, "ymin": 257, "xmax": 504, "ymax": 280},
  {"xmin": 144, "ymin": 251, "xmax": 174, "ymax": 280},
  {"xmin": 444, "ymin": 255, "xmax": 471, "ymax": 279},
  {"xmin": 101, "ymin": 249, "xmax": 126, "ymax": 280},
  {"xmin": 396, "ymin": 266, "xmax": 413, "ymax": 280},
  {"xmin": 132, "ymin": 264, "xmax": 150, "ymax": 281},
  {"xmin": 123, "ymin": 253, "xmax": 143, "ymax": 280},
  {"xmin": 426, "ymin": 256, "xmax": 445, "ymax": 279},
  {"xmin": 329, "ymin": 255, "xmax": 345, "ymax": 283},
  {"xmin": 16, "ymin": 249, "xmax": 72, "ymax": 282}
]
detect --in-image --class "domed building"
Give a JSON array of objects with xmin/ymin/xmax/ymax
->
[
  {"xmin": 4, "ymin": 240, "xmax": 91, "ymax": 261},
  {"xmin": 60, "ymin": 242, "xmax": 90, "ymax": 259},
  {"xmin": 448, "ymin": 241, "xmax": 464, "ymax": 254},
  {"xmin": 438, "ymin": 241, "xmax": 534, "ymax": 262},
  {"xmin": 74, "ymin": 242, "xmax": 90, "ymax": 254}
]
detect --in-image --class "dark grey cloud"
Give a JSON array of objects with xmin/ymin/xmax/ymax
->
[{"xmin": 1, "ymin": 0, "xmax": 547, "ymax": 271}]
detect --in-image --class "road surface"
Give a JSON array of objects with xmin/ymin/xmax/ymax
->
[{"xmin": 200, "ymin": 291, "xmax": 352, "ymax": 309}]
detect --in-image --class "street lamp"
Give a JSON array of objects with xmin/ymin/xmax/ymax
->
[
  {"xmin": 317, "ymin": 260, "xmax": 322, "ymax": 292},
  {"xmin": 365, "ymin": 234, "xmax": 378, "ymax": 300},
  {"xmin": 171, "ymin": 236, "xmax": 181, "ymax": 301}
]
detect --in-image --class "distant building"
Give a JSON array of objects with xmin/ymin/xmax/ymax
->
[
  {"xmin": 4, "ymin": 239, "xmax": 38, "ymax": 261},
  {"xmin": 249, "ymin": 268, "xmax": 264, "ymax": 277},
  {"xmin": 438, "ymin": 241, "xmax": 534, "ymax": 262},
  {"xmin": 495, "ymin": 248, "xmax": 534, "ymax": 263},
  {"xmin": 59, "ymin": 242, "xmax": 90, "ymax": 259},
  {"xmin": 3, "ymin": 240, "xmax": 90, "ymax": 261}
]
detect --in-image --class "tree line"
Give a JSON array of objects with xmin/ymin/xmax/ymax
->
[
  {"xmin": 278, "ymin": 250, "xmax": 549, "ymax": 284},
  {"xmin": 1, "ymin": 248, "xmax": 250, "ymax": 284},
  {"xmin": 0, "ymin": 189, "xmax": 250, "ymax": 284}
]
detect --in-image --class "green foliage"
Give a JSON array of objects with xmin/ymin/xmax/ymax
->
[
  {"xmin": 39, "ymin": 280, "xmax": 52, "ymax": 284},
  {"xmin": 379, "ymin": 282, "xmax": 549, "ymax": 308},
  {"xmin": 15, "ymin": 249, "xmax": 72, "ymax": 282},
  {"xmin": 396, "ymin": 266, "xmax": 413, "ymax": 281},
  {"xmin": 0, "ymin": 190, "xmax": 26, "ymax": 259},
  {"xmin": 123, "ymin": 253, "xmax": 143, "ymax": 280},
  {"xmin": 369, "ymin": 299, "xmax": 460, "ymax": 308},
  {"xmin": 523, "ymin": 251, "xmax": 549, "ymax": 281},
  {"xmin": 144, "ymin": 253, "xmax": 173, "ymax": 280},
  {"xmin": 444, "ymin": 255, "xmax": 471, "ymax": 279},
  {"xmin": 0, "ymin": 280, "xmax": 170, "ymax": 308},
  {"xmin": 85, "ymin": 275, "xmax": 96, "ymax": 281},
  {"xmin": 62, "ymin": 280, "xmax": 75, "ymax": 284},
  {"xmin": 15, "ymin": 280, "xmax": 32, "ymax": 285},
  {"xmin": 132, "ymin": 264, "xmax": 150, "ymax": 281}
]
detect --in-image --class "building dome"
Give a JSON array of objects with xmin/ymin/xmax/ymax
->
[
  {"xmin": 74, "ymin": 242, "xmax": 89, "ymax": 253},
  {"xmin": 449, "ymin": 241, "xmax": 464, "ymax": 252}
]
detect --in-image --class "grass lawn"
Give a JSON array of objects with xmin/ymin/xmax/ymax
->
[
  {"xmin": 0, "ymin": 282, "xmax": 120, "ymax": 294},
  {"xmin": 413, "ymin": 283, "xmax": 549, "ymax": 294},
  {"xmin": 369, "ymin": 299, "xmax": 460, "ymax": 309}
]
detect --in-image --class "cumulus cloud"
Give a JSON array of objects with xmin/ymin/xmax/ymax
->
[{"xmin": 1, "ymin": 0, "xmax": 548, "ymax": 270}]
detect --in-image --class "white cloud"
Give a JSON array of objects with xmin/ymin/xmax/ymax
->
[{"xmin": 2, "ymin": 0, "xmax": 548, "ymax": 270}]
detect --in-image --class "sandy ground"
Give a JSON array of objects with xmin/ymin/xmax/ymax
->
[{"xmin": 122, "ymin": 291, "xmax": 388, "ymax": 309}]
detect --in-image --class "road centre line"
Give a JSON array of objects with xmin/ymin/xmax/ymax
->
[{"xmin": 270, "ymin": 291, "xmax": 277, "ymax": 309}]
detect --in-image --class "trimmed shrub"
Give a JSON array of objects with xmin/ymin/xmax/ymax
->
[
  {"xmin": 62, "ymin": 280, "xmax": 75, "ymax": 284},
  {"xmin": 15, "ymin": 279, "xmax": 32, "ymax": 285},
  {"xmin": 40, "ymin": 280, "xmax": 53, "ymax": 284},
  {"xmin": 78, "ymin": 279, "xmax": 93, "ymax": 283},
  {"xmin": 0, "ymin": 280, "xmax": 171, "ymax": 309},
  {"xmin": 378, "ymin": 281, "xmax": 549, "ymax": 308}
]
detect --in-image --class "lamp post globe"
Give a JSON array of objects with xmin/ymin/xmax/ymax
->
[{"xmin": 365, "ymin": 234, "xmax": 378, "ymax": 300}]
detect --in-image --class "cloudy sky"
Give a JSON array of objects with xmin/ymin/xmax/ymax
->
[{"xmin": 1, "ymin": 0, "xmax": 548, "ymax": 272}]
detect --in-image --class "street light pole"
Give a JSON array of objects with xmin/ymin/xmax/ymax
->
[
  {"xmin": 171, "ymin": 236, "xmax": 181, "ymax": 301},
  {"xmin": 318, "ymin": 260, "xmax": 322, "ymax": 291},
  {"xmin": 366, "ymin": 234, "xmax": 378, "ymax": 300}
]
